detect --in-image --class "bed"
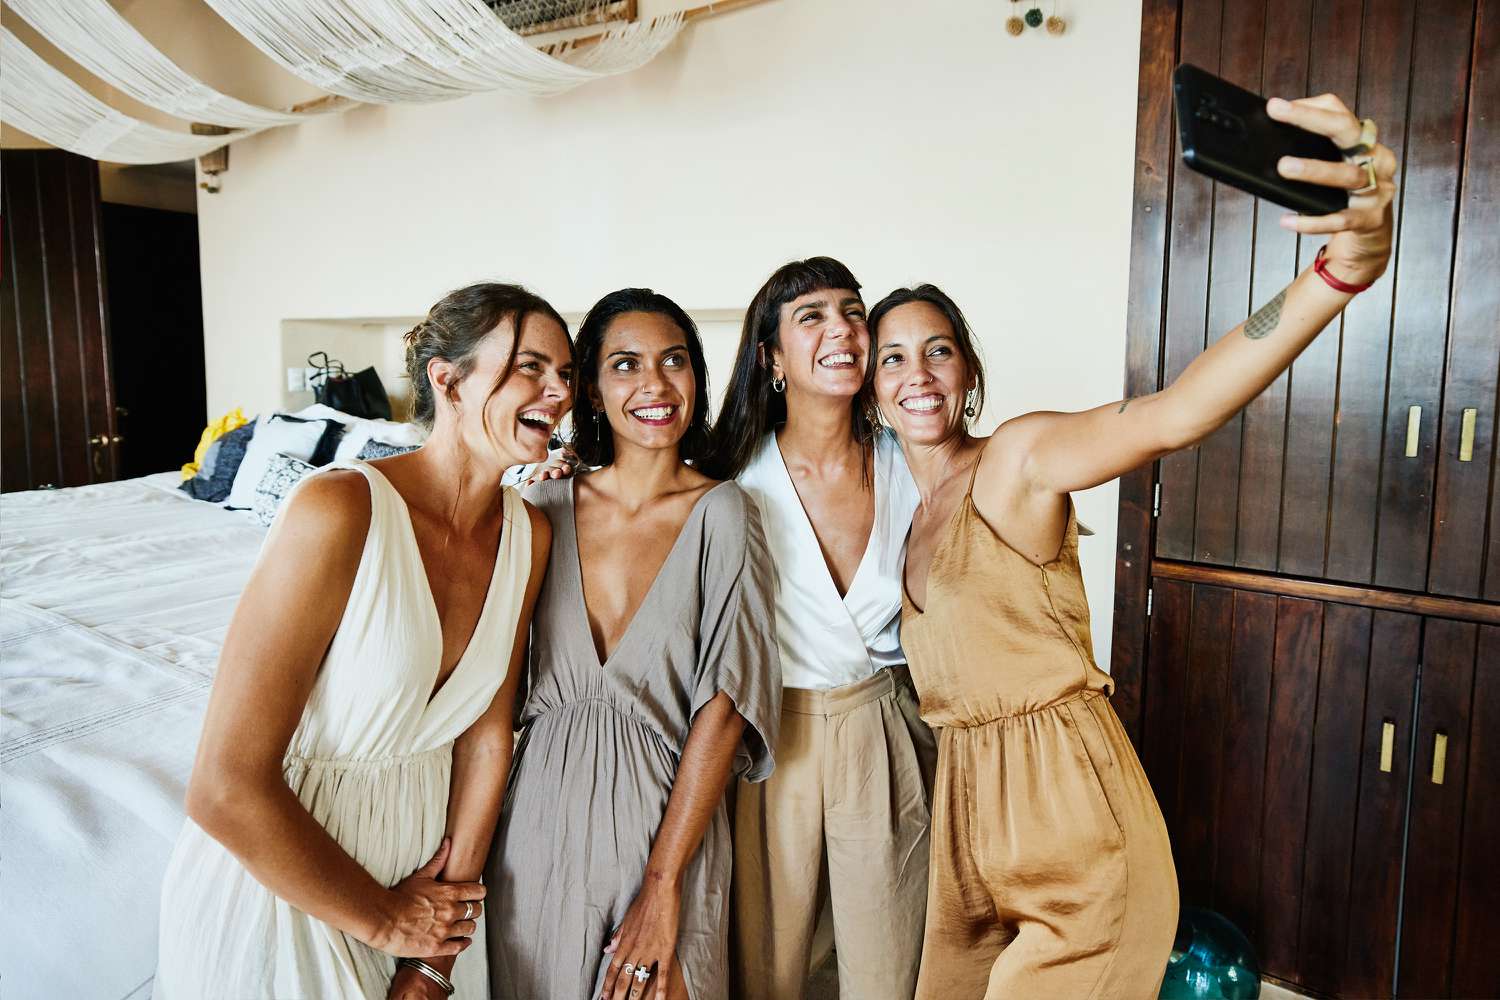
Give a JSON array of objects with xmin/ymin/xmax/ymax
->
[{"xmin": 1, "ymin": 473, "xmax": 267, "ymax": 999}]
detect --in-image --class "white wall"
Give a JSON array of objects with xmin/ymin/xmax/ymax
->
[{"xmin": 195, "ymin": 0, "xmax": 1144, "ymax": 665}]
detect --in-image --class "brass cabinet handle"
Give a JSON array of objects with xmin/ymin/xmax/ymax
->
[
  {"xmin": 1459, "ymin": 408, "xmax": 1477, "ymax": 462},
  {"xmin": 1405, "ymin": 405, "xmax": 1422, "ymax": 458},
  {"xmin": 1380, "ymin": 721, "xmax": 1395, "ymax": 773},
  {"xmin": 1431, "ymin": 732, "xmax": 1448, "ymax": 785}
]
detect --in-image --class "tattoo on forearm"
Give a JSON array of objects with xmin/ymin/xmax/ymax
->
[
  {"xmin": 1244, "ymin": 289, "xmax": 1287, "ymax": 340},
  {"xmin": 1118, "ymin": 399, "xmax": 1131, "ymax": 413}
]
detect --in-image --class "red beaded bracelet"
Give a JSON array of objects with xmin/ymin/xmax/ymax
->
[{"xmin": 1313, "ymin": 246, "xmax": 1375, "ymax": 294}]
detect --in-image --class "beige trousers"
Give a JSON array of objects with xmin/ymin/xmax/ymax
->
[{"xmin": 731, "ymin": 667, "xmax": 937, "ymax": 1000}]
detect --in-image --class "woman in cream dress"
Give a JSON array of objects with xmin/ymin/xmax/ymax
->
[{"xmin": 154, "ymin": 283, "xmax": 572, "ymax": 1000}]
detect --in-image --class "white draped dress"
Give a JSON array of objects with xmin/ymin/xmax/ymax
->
[{"xmin": 154, "ymin": 462, "xmax": 531, "ymax": 999}]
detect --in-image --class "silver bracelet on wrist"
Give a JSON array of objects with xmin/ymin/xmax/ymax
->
[{"xmin": 397, "ymin": 957, "xmax": 455, "ymax": 996}]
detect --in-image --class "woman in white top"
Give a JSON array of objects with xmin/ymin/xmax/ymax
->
[
  {"xmin": 154, "ymin": 282, "xmax": 569, "ymax": 1000},
  {"xmin": 713, "ymin": 257, "xmax": 935, "ymax": 1000}
]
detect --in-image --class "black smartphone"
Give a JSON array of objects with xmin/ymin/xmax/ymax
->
[{"xmin": 1173, "ymin": 63, "xmax": 1347, "ymax": 215}]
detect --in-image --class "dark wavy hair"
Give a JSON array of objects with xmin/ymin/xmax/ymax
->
[
  {"xmin": 570, "ymin": 287, "xmax": 714, "ymax": 468},
  {"xmin": 708, "ymin": 256, "xmax": 875, "ymax": 479},
  {"xmin": 403, "ymin": 282, "xmax": 569, "ymax": 430},
  {"xmin": 868, "ymin": 283, "xmax": 987, "ymax": 425}
]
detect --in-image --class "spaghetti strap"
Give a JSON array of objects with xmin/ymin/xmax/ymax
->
[{"xmin": 963, "ymin": 446, "xmax": 984, "ymax": 498}]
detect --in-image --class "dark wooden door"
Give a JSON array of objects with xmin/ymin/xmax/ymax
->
[
  {"xmin": 1, "ymin": 149, "xmax": 118, "ymax": 491},
  {"xmin": 1141, "ymin": 576, "xmax": 1423, "ymax": 994},
  {"xmin": 1449, "ymin": 625, "xmax": 1500, "ymax": 998},
  {"xmin": 1427, "ymin": 3, "xmax": 1500, "ymax": 603},
  {"xmin": 1118, "ymin": 0, "xmax": 1494, "ymax": 594},
  {"xmin": 1396, "ymin": 618, "xmax": 1497, "ymax": 998}
]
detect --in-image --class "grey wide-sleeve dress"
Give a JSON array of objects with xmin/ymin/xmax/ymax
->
[{"xmin": 485, "ymin": 477, "xmax": 781, "ymax": 1000}]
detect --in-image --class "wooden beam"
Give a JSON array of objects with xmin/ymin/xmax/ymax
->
[
  {"xmin": 544, "ymin": 0, "xmax": 773, "ymax": 52},
  {"xmin": 1152, "ymin": 559, "xmax": 1500, "ymax": 625},
  {"xmin": 286, "ymin": 0, "xmax": 774, "ymax": 115}
]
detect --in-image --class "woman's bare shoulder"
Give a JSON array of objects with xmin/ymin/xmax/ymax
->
[{"xmin": 270, "ymin": 469, "xmax": 373, "ymax": 560}]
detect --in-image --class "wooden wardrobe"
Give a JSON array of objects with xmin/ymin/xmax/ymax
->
[{"xmin": 1109, "ymin": 0, "xmax": 1498, "ymax": 996}]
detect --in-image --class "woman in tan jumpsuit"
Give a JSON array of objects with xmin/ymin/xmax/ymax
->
[{"xmin": 867, "ymin": 95, "xmax": 1397, "ymax": 998}]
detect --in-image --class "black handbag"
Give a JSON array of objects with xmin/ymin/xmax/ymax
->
[{"xmin": 307, "ymin": 352, "xmax": 392, "ymax": 420}]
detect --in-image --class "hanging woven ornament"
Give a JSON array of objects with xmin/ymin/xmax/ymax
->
[
  {"xmin": 1025, "ymin": 6, "xmax": 1045, "ymax": 28},
  {"xmin": 1045, "ymin": 0, "xmax": 1067, "ymax": 34},
  {"xmin": 1006, "ymin": 0, "xmax": 1025, "ymax": 35}
]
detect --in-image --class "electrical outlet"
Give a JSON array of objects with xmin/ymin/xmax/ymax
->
[{"xmin": 285, "ymin": 367, "xmax": 305, "ymax": 392}]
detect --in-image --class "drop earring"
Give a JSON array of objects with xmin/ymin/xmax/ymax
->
[
  {"xmin": 964, "ymin": 389, "xmax": 977, "ymax": 419},
  {"xmin": 771, "ymin": 375, "xmax": 786, "ymax": 393}
]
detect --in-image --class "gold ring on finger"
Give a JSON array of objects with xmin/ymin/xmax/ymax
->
[
  {"xmin": 1351, "ymin": 157, "xmax": 1379, "ymax": 194},
  {"xmin": 1339, "ymin": 117, "xmax": 1378, "ymax": 159}
]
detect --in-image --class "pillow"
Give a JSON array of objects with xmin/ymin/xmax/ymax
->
[
  {"xmin": 224, "ymin": 414, "xmax": 339, "ymax": 509},
  {"xmin": 180, "ymin": 422, "xmax": 255, "ymax": 502},
  {"xmin": 277, "ymin": 412, "xmax": 346, "ymax": 465},
  {"xmin": 292, "ymin": 403, "xmax": 361, "ymax": 426},
  {"xmin": 331, "ymin": 417, "xmax": 428, "ymax": 463},
  {"xmin": 252, "ymin": 453, "xmax": 317, "ymax": 527},
  {"xmin": 357, "ymin": 439, "xmax": 421, "ymax": 461}
]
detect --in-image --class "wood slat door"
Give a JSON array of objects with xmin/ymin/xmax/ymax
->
[
  {"xmin": 1, "ymin": 150, "xmax": 118, "ymax": 492},
  {"xmin": 1142, "ymin": 578, "xmax": 1496, "ymax": 996},
  {"xmin": 1140, "ymin": 579, "xmax": 1422, "ymax": 992},
  {"xmin": 1450, "ymin": 626, "xmax": 1500, "ymax": 997},
  {"xmin": 1428, "ymin": 0, "xmax": 1500, "ymax": 601},
  {"xmin": 1396, "ymin": 618, "xmax": 1489, "ymax": 997},
  {"xmin": 1142, "ymin": 0, "xmax": 1493, "ymax": 593}
]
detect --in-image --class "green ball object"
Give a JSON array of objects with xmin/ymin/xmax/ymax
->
[
  {"xmin": 1159, "ymin": 907, "xmax": 1261, "ymax": 1000},
  {"xmin": 1024, "ymin": 6, "xmax": 1044, "ymax": 27}
]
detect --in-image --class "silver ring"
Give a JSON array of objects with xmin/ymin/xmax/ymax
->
[
  {"xmin": 634, "ymin": 965, "xmax": 652, "ymax": 983},
  {"xmin": 621, "ymin": 963, "xmax": 636, "ymax": 977},
  {"xmin": 463, "ymin": 901, "xmax": 474, "ymax": 921}
]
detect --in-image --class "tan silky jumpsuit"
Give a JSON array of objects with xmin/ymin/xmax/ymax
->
[{"xmin": 900, "ymin": 482, "xmax": 1178, "ymax": 999}]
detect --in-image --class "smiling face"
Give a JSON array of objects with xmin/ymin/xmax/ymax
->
[
  {"xmin": 437, "ymin": 310, "xmax": 574, "ymax": 469},
  {"xmin": 592, "ymin": 310, "xmax": 698, "ymax": 457},
  {"xmin": 769, "ymin": 288, "xmax": 869, "ymax": 402},
  {"xmin": 872, "ymin": 299, "xmax": 975, "ymax": 448}
]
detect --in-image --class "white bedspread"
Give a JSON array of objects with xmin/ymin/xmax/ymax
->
[{"xmin": 1, "ymin": 474, "xmax": 265, "ymax": 1000}]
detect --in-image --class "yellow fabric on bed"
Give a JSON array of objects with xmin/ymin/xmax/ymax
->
[{"xmin": 181, "ymin": 408, "xmax": 250, "ymax": 480}]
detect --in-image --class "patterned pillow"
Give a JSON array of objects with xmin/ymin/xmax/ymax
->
[
  {"xmin": 357, "ymin": 439, "xmax": 421, "ymax": 460},
  {"xmin": 180, "ymin": 421, "xmax": 256, "ymax": 502},
  {"xmin": 251, "ymin": 452, "xmax": 317, "ymax": 526}
]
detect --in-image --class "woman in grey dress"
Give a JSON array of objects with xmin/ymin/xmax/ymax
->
[{"xmin": 486, "ymin": 288, "xmax": 780, "ymax": 1000}]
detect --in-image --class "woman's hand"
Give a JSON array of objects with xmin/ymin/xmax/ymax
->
[
  {"xmin": 1268, "ymin": 93, "xmax": 1397, "ymax": 284},
  {"xmin": 386, "ymin": 965, "xmax": 449, "ymax": 1000},
  {"xmin": 599, "ymin": 874, "xmax": 685, "ymax": 1000},
  {"xmin": 368, "ymin": 839, "xmax": 485, "ymax": 958},
  {"xmin": 522, "ymin": 448, "xmax": 577, "ymax": 486}
]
